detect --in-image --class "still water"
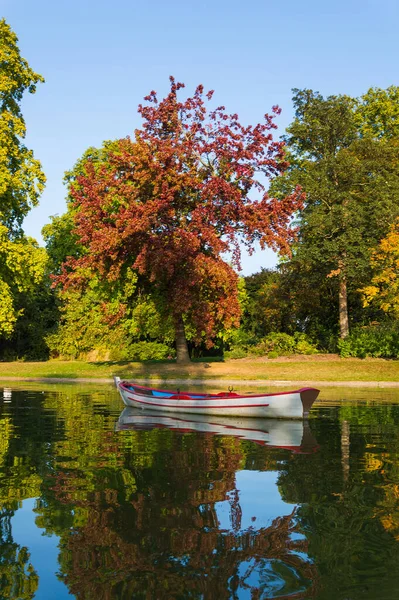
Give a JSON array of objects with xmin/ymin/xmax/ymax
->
[{"xmin": 1, "ymin": 384, "xmax": 399, "ymax": 599}]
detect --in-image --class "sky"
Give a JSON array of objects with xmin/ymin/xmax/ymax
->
[{"xmin": 1, "ymin": 0, "xmax": 398, "ymax": 274}]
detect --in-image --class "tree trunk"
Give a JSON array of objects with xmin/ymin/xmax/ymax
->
[
  {"xmin": 175, "ymin": 316, "xmax": 190, "ymax": 363},
  {"xmin": 339, "ymin": 277, "xmax": 349, "ymax": 339}
]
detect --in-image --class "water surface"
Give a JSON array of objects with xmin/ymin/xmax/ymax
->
[{"xmin": 1, "ymin": 384, "xmax": 399, "ymax": 599}]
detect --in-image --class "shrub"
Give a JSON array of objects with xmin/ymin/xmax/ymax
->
[
  {"xmin": 294, "ymin": 333, "xmax": 319, "ymax": 355},
  {"xmin": 224, "ymin": 348, "xmax": 248, "ymax": 360},
  {"xmin": 87, "ymin": 341, "xmax": 174, "ymax": 362},
  {"xmin": 250, "ymin": 332, "xmax": 318, "ymax": 357},
  {"xmin": 46, "ymin": 327, "xmax": 175, "ymax": 361},
  {"xmin": 224, "ymin": 328, "xmax": 258, "ymax": 350},
  {"xmin": 123, "ymin": 341, "xmax": 174, "ymax": 361},
  {"xmin": 338, "ymin": 323, "xmax": 399, "ymax": 359},
  {"xmin": 251, "ymin": 332, "xmax": 296, "ymax": 356},
  {"xmin": 224, "ymin": 331, "xmax": 318, "ymax": 359}
]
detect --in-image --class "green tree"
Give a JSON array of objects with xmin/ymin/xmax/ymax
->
[
  {"xmin": 355, "ymin": 86, "xmax": 399, "ymax": 139},
  {"xmin": 0, "ymin": 20, "xmax": 47, "ymax": 349},
  {"xmin": 42, "ymin": 213, "xmax": 81, "ymax": 276},
  {"xmin": 272, "ymin": 89, "xmax": 399, "ymax": 339},
  {"xmin": 0, "ymin": 18, "xmax": 45, "ymax": 235},
  {"xmin": 241, "ymin": 268, "xmax": 297, "ymax": 339},
  {"xmin": 0, "ymin": 224, "xmax": 47, "ymax": 339}
]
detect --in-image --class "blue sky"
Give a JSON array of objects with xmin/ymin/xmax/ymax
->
[{"xmin": 1, "ymin": 0, "xmax": 398, "ymax": 274}]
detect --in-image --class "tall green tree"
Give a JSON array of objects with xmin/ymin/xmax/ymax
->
[
  {"xmin": 0, "ymin": 18, "xmax": 45, "ymax": 235},
  {"xmin": 0, "ymin": 20, "xmax": 48, "ymax": 349},
  {"xmin": 272, "ymin": 89, "xmax": 399, "ymax": 339}
]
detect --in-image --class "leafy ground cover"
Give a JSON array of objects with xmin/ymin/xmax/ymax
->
[{"xmin": 0, "ymin": 355, "xmax": 398, "ymax": 382}]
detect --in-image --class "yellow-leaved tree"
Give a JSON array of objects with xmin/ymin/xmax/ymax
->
[{"xmin": 361, "ymin": 219, "xmax": 399, "ymax": 317}]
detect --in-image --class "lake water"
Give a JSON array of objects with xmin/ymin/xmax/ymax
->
[{"xmin": 1, "ymin": 383, "xmax": 399, "ymax": 599}]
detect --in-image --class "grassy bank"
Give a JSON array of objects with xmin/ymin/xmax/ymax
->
[{"xmin": 0, "ymin": 355, "xmax": 398, "ymax": 382}]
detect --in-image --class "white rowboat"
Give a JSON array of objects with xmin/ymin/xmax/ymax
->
[{"xmin": 114, "ymin": 379, "xmax": 319, "ymax": 419}]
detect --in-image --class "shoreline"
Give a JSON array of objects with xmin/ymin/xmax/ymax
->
[{"xmin": 1, "ymin": 376, "xmax": 399, "ymax": 388}]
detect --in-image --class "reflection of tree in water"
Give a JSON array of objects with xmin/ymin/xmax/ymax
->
[
  {"xmin": 6, "ymin": 389, "xmax": 399, "ymax": 598},
  {"xmin": 277, "ymin": 410, "xmax": 399, "ymax": 600},
  {"xmin": 0, "ymin": 388, "xmax": 118, "ymax": 598},
  {"xmin": 0, "ymin": 409, "xmax": 40, "ymax": 600},
  {"xmin": 0, "ymin": 389, "xmax": 319, "ymax": 598},
  {"xmin": 0, "ymin": 509, "xmax": 38, "ymax": 600},
  {"xmin": 49, "ymin": 433, "xmax": 318, "ymax": 599}
]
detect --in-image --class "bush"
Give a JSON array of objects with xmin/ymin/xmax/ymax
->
[
  {"xmin": 224, "ymin": 332, "xmax": 318, "ymax": 358},
  {"xmin": 46, "ymin": 326, "xmax": 175, "ymax": 361},
  {"xmin": 224, "ymin": 328, "xmax": 258, "ymax": 351},
  {"xmin": 224, "ymin": 331, "xmax": 318, "ymax": 359},
  {"xmin": 224, "ymin": 348, "xmax": 248, "ymax": 359},
  {"xmin": 250, "ymin": 332, "xmax": 318, "ymax": 357},
  {"xmin": 338, "ymin": 324, "xmax": 399, "ymax": 359},
  {"xmin": 88, "ymin": 341, "xmax": 174, "ymax": 362},
  {"xmin": 123, "ymin": 341, "xmax": 174, "ymax": 361},
  {"xmin": 251, "ymin": 333, "xmax": 296, "ymax": 356},
  {"xmin": 294, "ymin": 335, "xmax": 320, "ymax": 355}
]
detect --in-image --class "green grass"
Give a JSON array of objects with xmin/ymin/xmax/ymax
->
[{"xmin": 0, "ymin": 355, "xmax": 398, "ymax": 382}]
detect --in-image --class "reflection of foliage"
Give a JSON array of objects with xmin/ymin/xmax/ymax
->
[
  {"xmin": 278, "ymin": 405, "xmax": 399, "ymax": 599},
  {"xmin": 57, "ymin": 510, "xmax": 318, "ymax": 600},
  {"xmin": 0, "ymin": 417, "xmax": 13, "ymax": 465},
  {"xmin": 0, "ymin": 416, "xmax": 42, "ymax": 510},
  {"xmin": 0, "ymin": 510, "xmax": 38, "ymax": 600},
  {"xmin": 36, "ymin": 418, "xmax": 317, "ymax": 599},
  {"xmin": 6, "ymin": 389, "xmax": 399, "ymax": 598}
]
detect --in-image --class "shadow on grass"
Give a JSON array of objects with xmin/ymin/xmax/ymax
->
[{"xmin": 87, "ymin": 357, "xmax": 226, "ymax": 385}]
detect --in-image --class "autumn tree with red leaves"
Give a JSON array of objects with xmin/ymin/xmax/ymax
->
[{"xmin": 59, "ymin": 78, "xmax": 303, "ymax": 362}]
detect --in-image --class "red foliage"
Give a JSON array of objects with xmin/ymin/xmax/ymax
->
[{"xmin": 59, "ymin": 78, "xmax": 303, "ymax": 344}]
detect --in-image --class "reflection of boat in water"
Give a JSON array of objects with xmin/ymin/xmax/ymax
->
[
  {"xmin": 114, "ymin": 378, "xmax": 319, "ymax": 419},
  {"xmin": 115, "ymin": 408, "xmax": 319, "ymax": 453}
]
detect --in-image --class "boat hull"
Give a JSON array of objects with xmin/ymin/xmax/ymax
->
[{"xmin": 116, "ymin": 381, "xmax": 319, "ymax": 419}]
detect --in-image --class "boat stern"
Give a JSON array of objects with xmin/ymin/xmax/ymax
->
[{"xmin": 299, "ymin": 388, "xmax": 320, "ymax": 418}]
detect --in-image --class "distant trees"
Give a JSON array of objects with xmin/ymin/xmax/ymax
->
[{"xmin": 2, "ymin": 19, "xmax": 399, "ymax": 362}]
